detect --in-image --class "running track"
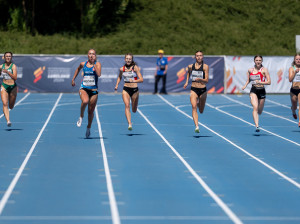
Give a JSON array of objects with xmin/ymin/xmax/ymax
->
[{"xmin": 0, "ymin": 93, "xmax": 299, "ymax": 224}]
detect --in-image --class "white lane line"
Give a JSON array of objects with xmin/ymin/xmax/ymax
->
[
  {"xmin": 0, "ymin": 215, "xmax": 300, "ymax": 221},
  {"xmin": 212, "ymin": 104, "xmax": 241, "ymax": 109},
  {"xmin": 137, "ymin": 108, "xmax": 243, "ymax": 224},
  {"xmin": 0, "ymin": 93, "xmax": 30, "ymax": 119},
  {"xmin": 176, "ymin": 104, "xmax": 190, "ymax": 109},
  {"xmin": 222, "ymin": 95, "xmax": 298, "ymax": 124},
  {"xmin": 208, "ymin": 104, "xmax": 300, "ymax": 147},
  {"xmin": 267, "ymin": 98, "xmax": 296, "ymax": 109},
  {"xmin": 95, "ymin": 108, "xmax": 121, "ymax": 224},
  {"xmin": 0, "ymin": 93, "xmax": 62, "ymax": 215},
  {"xmin": 139, "ymin": 103, "xmax": 166, "ymax": 108},
  {"xmin": 158, "ymin": 95, "xmax": 300, "ymax": 189}
]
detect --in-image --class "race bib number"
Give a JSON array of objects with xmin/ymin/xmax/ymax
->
[
  {"xmin": 82, "ymin": 75, "xmax": 95, "ymax": 86},
  {"xmin": 294, "ymin": 72, "xmax": 300, "ymax": 82},
  {"xmin": 123, "ymin": 72, "xmax": 134, "ymax": 82},
  {"xmin": 191, "ymin": 71, "xmax": 203, "ymax": 81},
  {"xmin": 1, "ymin": 72, "xmax": 12, "ymax": 80},
  {"xmin": 250, "ymin": 74, "xmax": 260, "ymax": 85}
]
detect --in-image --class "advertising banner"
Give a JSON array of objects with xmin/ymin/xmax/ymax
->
[
  {"xmin": 225, "ymin": 56, "xmax": 294, "ymax": 93},
  {"xmin": 0, "ymin": 55, "xmax": 224, "ymax": 93}
]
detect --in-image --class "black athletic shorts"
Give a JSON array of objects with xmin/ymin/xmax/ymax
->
[
  {"xmin": 191, "ymin": 86, "xmax": 207, "ymax": 97},
  {"xmin": 290, "ymin": 87, "xmax": 300, "ymax": 97},
  {"xmin": 123, "ymin": 86, "xmax": 139, "ymax": 97},
  {"xmin": 81, "ymin": 88, "xmax": 98, "ymax": 98},
  {"xmin": 250, "ymin": 86, "xmax": 266, "ymax": 99}
]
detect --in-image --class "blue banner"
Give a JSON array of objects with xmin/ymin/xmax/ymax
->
[{"xmin": 1, "ymin": 55, "xmax": 224, "ymax": 93}]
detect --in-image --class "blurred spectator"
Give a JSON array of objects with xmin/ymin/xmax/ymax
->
[{"xmin": 154, "ymin": 49, "xmax": 168, "ymax": 94}]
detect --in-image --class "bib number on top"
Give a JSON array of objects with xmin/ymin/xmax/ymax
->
[
  {"xmin": 123, "ymin": 72, "xmax": 134, "ymax": 82},
  {"xmin": 191, "ymin": 71, "xmax": 203, "ymax": 81},
  {"xmin": 1, "ymin": 72, "xmax": 12, "ymax": 80},
  {"xmin": 294, "ymin": 72, "xmax": 300, "ymax": 82},
  {"xmin": 83, "ymin": 75, "xmax": 96, "ymax": 86}
]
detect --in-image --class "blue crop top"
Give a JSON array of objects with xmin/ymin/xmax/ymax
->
[{"xmin": 80, "ymin": 61, "xmax": 98, "ymax": 89}]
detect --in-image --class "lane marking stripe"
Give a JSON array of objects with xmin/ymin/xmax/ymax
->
[
  {"xmin": 0, "ymin": 93, "xmax": 30, "ymax": 119},
  {"xmin": 158, "ymin": 95, "xmax": 300, "ymax": 189},
  {"xmin": 0, "ymin": 93, "xmax": 62, "ymax": 215},
  {"xmin": 137, "ymin": 108, "xmax": 242, "ymax": 224},
  {"xmin": 95, "ymin": 108, "xmax": 121, "ymax": 224}
]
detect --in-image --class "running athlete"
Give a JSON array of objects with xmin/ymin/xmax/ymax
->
[
  {"xmin": 0, "ymin": 52, "xmax": 18, "ymax": 127},
  {"xmin": 242, "ymin": 55, "xmax": 271, "ymax": 132},
  {"xmin": 183, "ymin": 50, "xmax": 209, "ymax": 133},
  {"xmin": 114, "ymin": 53, "xmax": 143, "ymax": 131},
  {"xmin": 288, "ymin": 53, "xmax": 300, "ymax": 127},
  {"xmin": 71, "ymin": 49, "xmax": 101, "ymax": 138}
]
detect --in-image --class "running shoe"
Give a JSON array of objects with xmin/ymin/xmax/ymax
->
[
  {"xmin": 195, "ymin": 126, "xmax": 200, "ymax": 133},
  {"xmin": 86, "ymin": 128, "xmax": 91, "ymax": 138},
  {"xmin": 77, "ymin": 117, "xmax": 83, "ymax": 127},
  {"xmin": 7, "ymin": 121, "xmax": 11, "ymax": 127},
  {"xmin": 128, "ymin": 124, "xmax": 132, "ymax": 131},
  {"xmin": 255, "ymin": 126, "xmax": 260, "ymax": 132}
]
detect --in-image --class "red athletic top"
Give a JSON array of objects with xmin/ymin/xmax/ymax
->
[
  {"xmin": 249, "ymin": 67, "xmax": 265, "ymax": 83},
  {"xmin": 123, "ymin": 65, "xmax": 137, "ymax": 81}
]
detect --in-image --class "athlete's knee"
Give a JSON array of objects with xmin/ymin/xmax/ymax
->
[
  {"xmin": 124, "ymin": 103, "xmax": 130, "ymax": 109},
  {"xmin": 82, "ymin": 99, "xmax": 89, "ymax": 105},
  {"xmin": 252, "ymin": 105, "xmax": 258, "ymax": 111},
  {"xmin": 192, "ymin": 104, "xmax": 197, "ymax": 110},
  {"xmin": 2, "ymin": 101, "xmax": 8, "ymax": 107}
]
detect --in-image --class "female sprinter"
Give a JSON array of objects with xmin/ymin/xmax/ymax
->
[
  {"xmin": 288, "ymin": 53, "xmax": 300, "ymax": 127},
  {"xmin": 242, "ymin": 55, "xmax": 271, "ymax": 132},
  {"xmin": 114, "ymin": 53, "xmax": 143, "ymax": 131},
  {"xmin": 0, "ymin": 52, "xmax": 18, "ymax": 127},
  {"xmin": 183, "ymin": 50, "xmax": 209, "ymax": 133},
  {"xmin": 71, "ymin": 49, "xmax": 101, "ymax": 138}
]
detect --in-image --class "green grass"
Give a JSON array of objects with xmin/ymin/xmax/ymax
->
[{"xmin": 1, "ymin": 0, "xmax": 299, "ymax": 55}]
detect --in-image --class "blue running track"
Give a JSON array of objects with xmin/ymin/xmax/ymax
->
[{"xmin": 0, "ymin": 93, "xmax": 300, "ymax": 224}]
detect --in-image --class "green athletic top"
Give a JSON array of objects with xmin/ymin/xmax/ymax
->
[{"xmin": 1, "ymin": 63, "xmax": 14, "ymax": 80}]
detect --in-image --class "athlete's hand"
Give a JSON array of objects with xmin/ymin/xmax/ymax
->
[
  {"xmin": 183, "ymin": 83, "xmax": 188, "ymax": 89},
  {"xmin": 71, "ymin": 80, "xmax": 75, "ymax": 86},
  {"xmin": 114, "ymin": 85, "xmax": 118, "ymax": 91}
]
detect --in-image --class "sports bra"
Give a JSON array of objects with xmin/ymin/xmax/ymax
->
[
  {"xmin": 122, "ymin": 65, "xmax": 137, "ymax": 83},
  {"xmin": 249, "ymin": 67, "xmax": 265, "ymax": 85},
  {"xmin": 191, "ymin": 63, "xmax": 205, "ymax": 82},
  {"xmin": 80, "ymin": 61, "xmax": 98, "ymax": 89},
  {"xmin": 292, "ymin": 65, "xmax": 300, "ymax": 83},
  {"xmin": 1, "ymin": 63, "xmax": 14, "ymax": 80}
]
